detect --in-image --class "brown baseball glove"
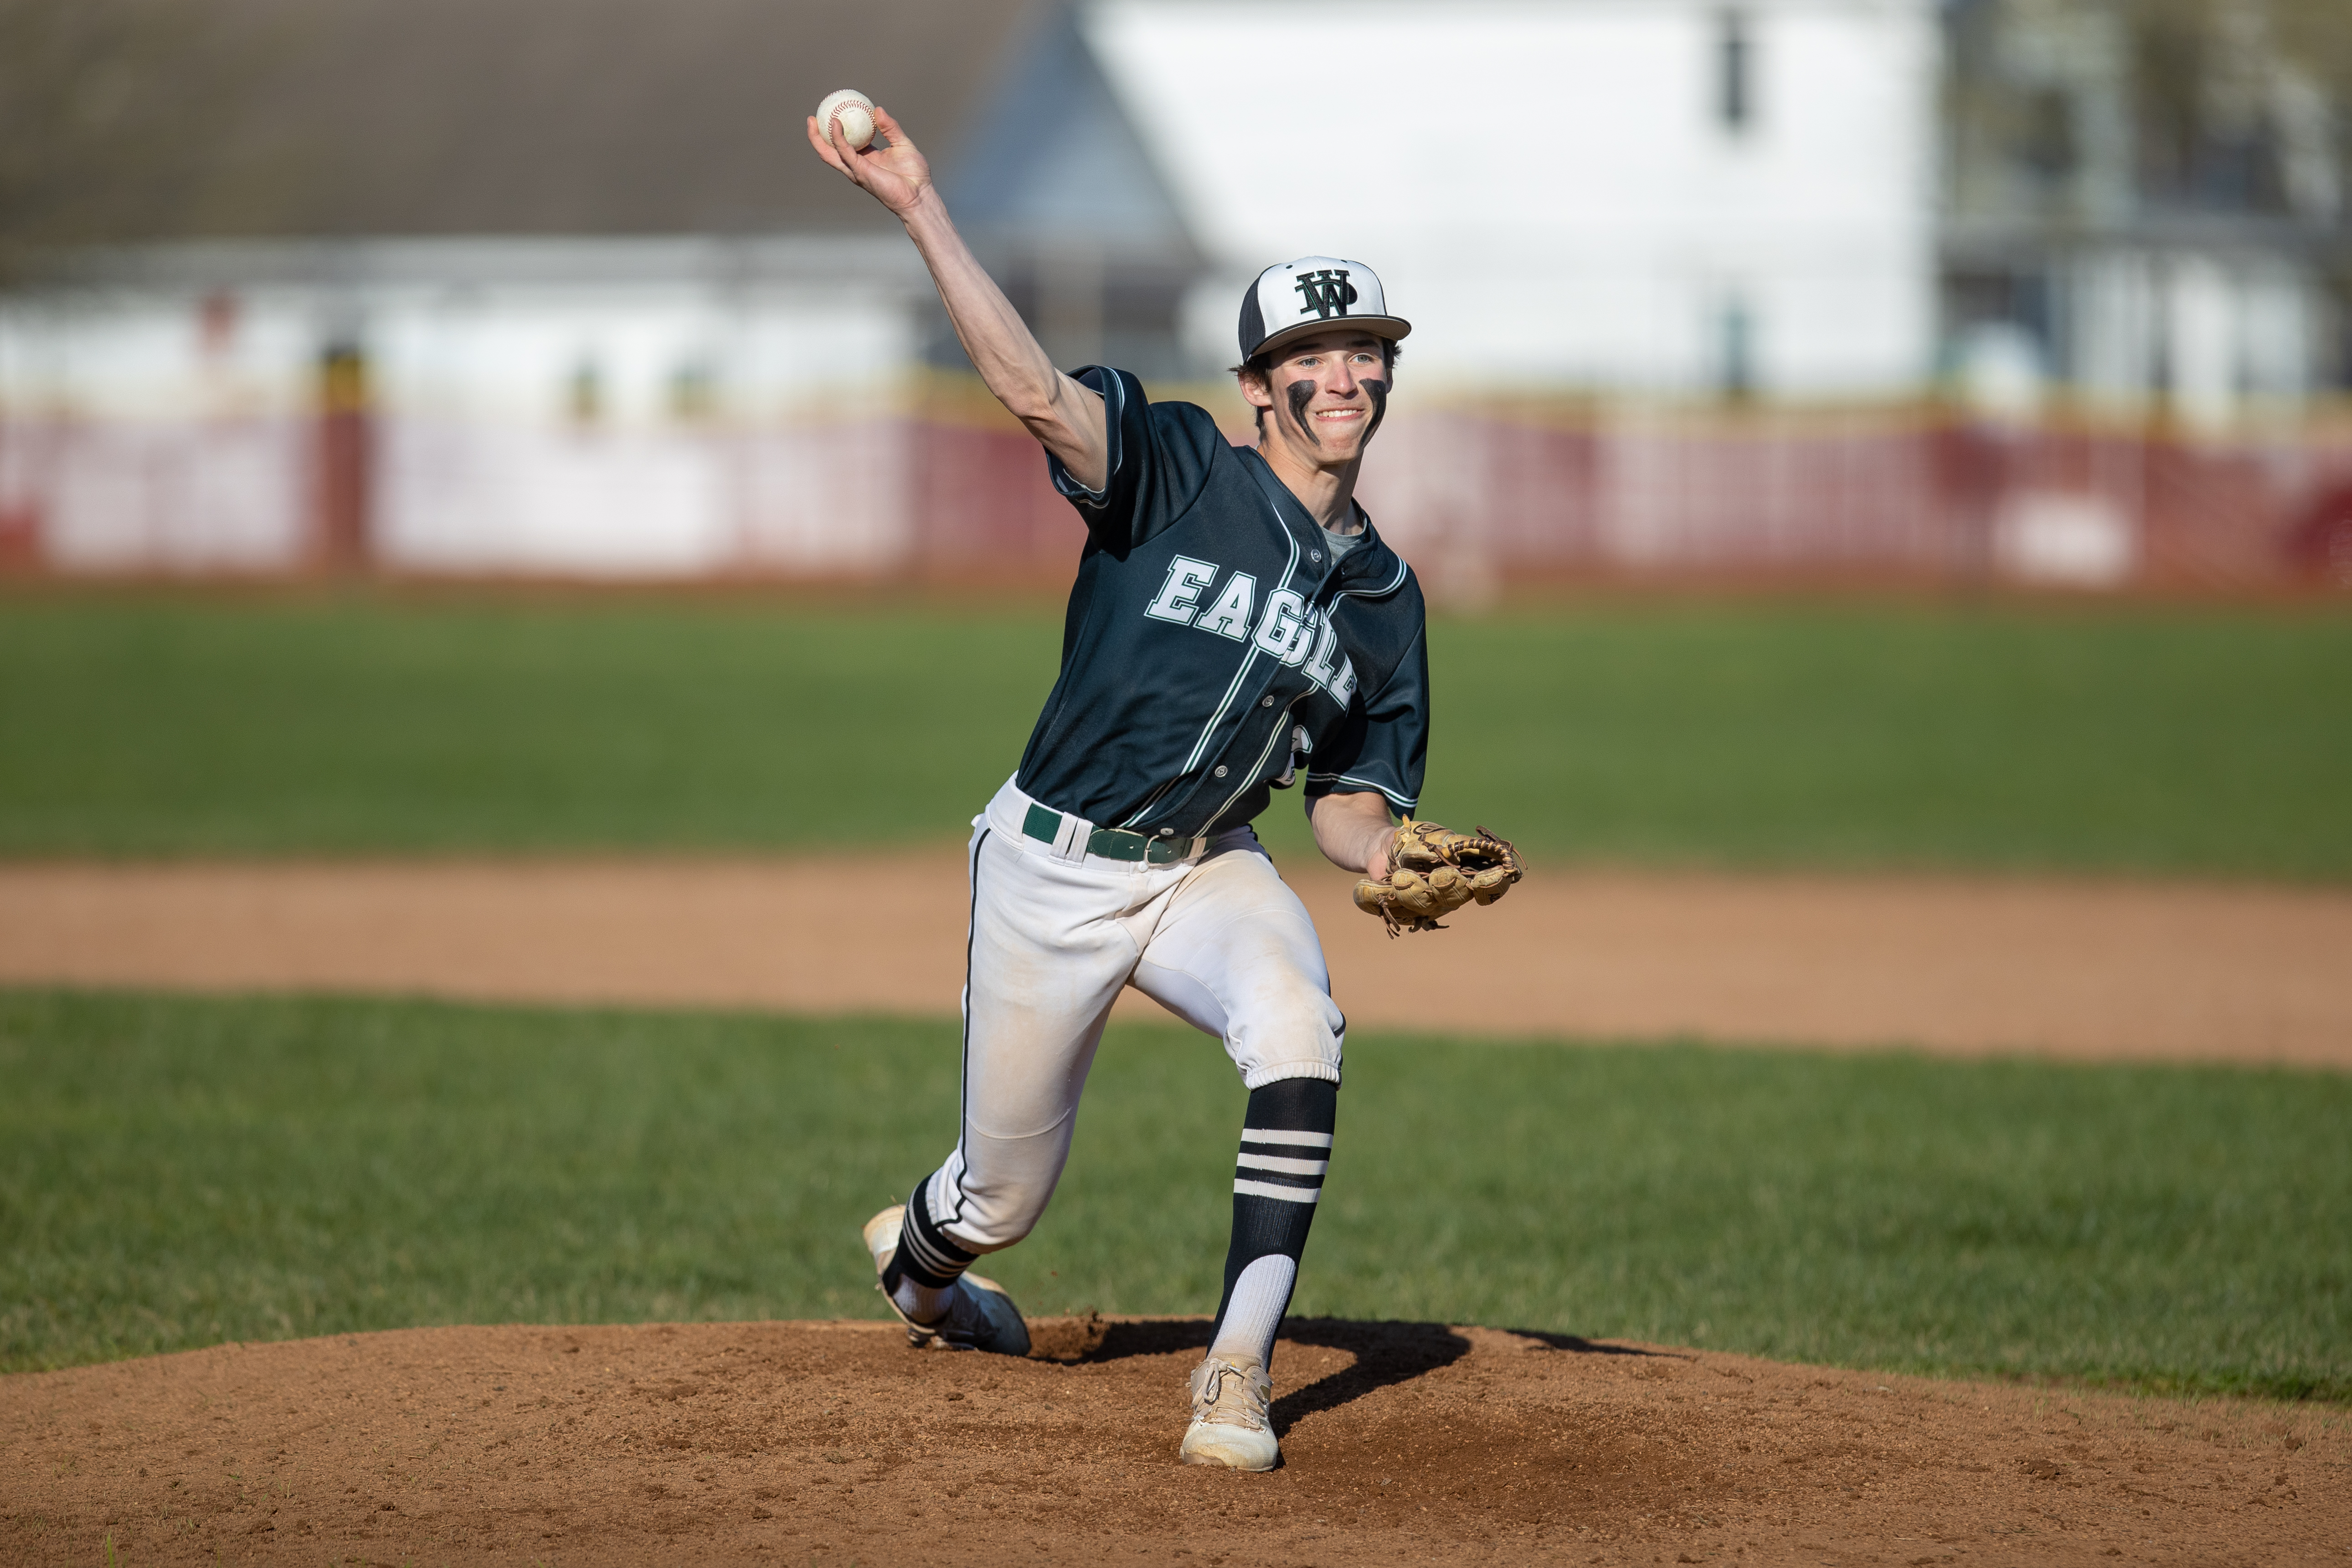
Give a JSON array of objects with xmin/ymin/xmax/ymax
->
[{"xmin": 1352, "ymin": 819, "xmax": 1526, "ymax": 936}]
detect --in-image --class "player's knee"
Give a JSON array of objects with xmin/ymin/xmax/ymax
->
[
  {"xmin": 1272, "ymin": 981, "xmax": 1345, "ymax": 1048},
  {"xmin": 1230, "ymin": 983, "xmax": 1345, "ymax": 1084}
]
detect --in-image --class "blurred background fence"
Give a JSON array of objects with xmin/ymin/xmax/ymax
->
[
  {"xmin": 3, "ymin": 0, "xmax": 2351, "ymax": 590},
  {"xmin": 10, "ymin": 312, "xmax": 2348, "ymax": 591}
]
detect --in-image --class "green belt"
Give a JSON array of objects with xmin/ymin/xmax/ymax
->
[{"xmin": 1022, "ymin": 802, "xmax": 1198, "ymax": 864}]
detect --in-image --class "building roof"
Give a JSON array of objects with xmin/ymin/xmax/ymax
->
[
  {"xmin": 945, "ymin": 5, "xmax": 1195, "ymax": 258},
  {"xmin": 4, "ymin": 0, "xmax": 1041, "ymax": 245}
]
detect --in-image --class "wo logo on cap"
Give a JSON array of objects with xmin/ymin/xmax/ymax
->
[{"xmin": 1293, "ymin": 269, "xmax": 1357, "ymax": 320}]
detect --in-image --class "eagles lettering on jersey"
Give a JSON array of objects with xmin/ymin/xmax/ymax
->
[
  {"xmin": 1143, "ymin": 557, "xmax": 1361, "ymax": 708},
  {"xmin": 1014, "ymin": 367, "xmax": 1430, "ymax": 841}
]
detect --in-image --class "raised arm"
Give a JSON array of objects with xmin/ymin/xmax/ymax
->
[{"xmin": 808, "ymin": 104, "xmax": 1107, "ymax": 491}]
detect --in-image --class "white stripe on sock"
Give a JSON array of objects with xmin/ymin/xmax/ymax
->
[
  {"xmin": 898, "ymin": 1222, "xmax": 968, "ymax": 1282},
  {"xmin": 1241, "ymin": 1129, "xmax": 1333, "ymax": 1149},
  {"xmin": 1210, "ymin": 1254, "xmax": 1297, "ymax": 1370},
  {"xmin": 1236, "ymin": 1152, "xmax": 1328, "ymax": 1176},
  {"xmin": 1233, "ymin": 1178, "xmax": 1320, "ymax": 1203}
]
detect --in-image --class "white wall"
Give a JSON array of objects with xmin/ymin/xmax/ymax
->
[
  {"xmin": 0, "ymin": 242, "xmax": 931, "ymax": 578},
  {"xmin": 0, "ymin": 293, "xmax": 315, "ymax": 571},
  {"xmin": 371, "ymin": 288, "xmax": 733, "ymax": 576},
  {"xmin": 1091, "ymin": 0, "xmax": 1940, "ymax": 398},
  {"xmin": 368, "ymin": 283, "xmax": 919, "ymax": 576}
]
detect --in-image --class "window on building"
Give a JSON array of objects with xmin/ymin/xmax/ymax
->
[
  {"xmin": 1717, "ymin": 9, "xmax": 1753, "ymax": 134},
  {"xmin": 1719, "ymin": 298, "xmax": 1755, "ymax": 400}
]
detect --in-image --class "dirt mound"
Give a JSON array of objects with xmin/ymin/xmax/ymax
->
[
  {"xmin": 6, "ymin": 856, "xmax": 2351, "ymax": 1066},
  {"xmin": 2, "ymin": 1319, "xmax": 2336, "ymax": 1566}
]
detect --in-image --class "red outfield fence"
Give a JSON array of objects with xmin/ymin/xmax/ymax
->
[
  {"xmin": 7, "ymin": 392, "xmax": 2352, "ymax": 591},
  {"xmin": 916, "ymin": 398, "xmax": 2352, "ymax": 596}
]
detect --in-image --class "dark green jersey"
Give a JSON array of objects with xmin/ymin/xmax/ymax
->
[{"xmin": 1014, "ymin": 367, "xmax": 1430, "ymax": 839}]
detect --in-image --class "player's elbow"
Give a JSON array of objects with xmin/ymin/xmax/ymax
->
[
  {"xmin": 1002, "ymin": 365, "xmax": 1083, "ymax": 429},
  {"xmin": 1014, "ymin": 411, "xmax": 1082, "ymax": 461},
  {"xmin": 1016, "ymin": 408, "xmax": 1107, "ymax": 488},
  {"xmin": 999, "ymin": 382, "xmax": 1059, "ymax": 429}
]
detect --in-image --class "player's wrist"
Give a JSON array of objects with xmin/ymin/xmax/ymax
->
[{"xmin": 896, "ymin": 184, "xmax": 952, "ymax": 230}]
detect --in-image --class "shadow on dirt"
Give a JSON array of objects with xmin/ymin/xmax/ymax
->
[
  {"xmin": 1027, "ymin": 1316, "xmax": 1678, "ymax": 1431},
  {"xmin": 1504, "ymin": 1328, "xmax": 1683, "ymax": 1359},
  {"xmin": 1054, "ymin": 1316, "xmax": 1213, "ymax": 1362},
  {"xmin": 1031, "ymin": 1316, "xmax": 1475, "ymax": 1434},
  {"xmin": 1270, "ymin": 1319, "xmax": 1471, "ymax": 1434}
]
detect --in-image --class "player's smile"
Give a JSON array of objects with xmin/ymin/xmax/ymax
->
[{"xmin": 1287, "ymin": 389, "xmax": 1379, "ymax": 450}]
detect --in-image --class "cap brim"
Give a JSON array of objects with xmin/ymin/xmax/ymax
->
[{"xmin": 1253, "ymin": 315, "xmax": 1412, "ymax": 359}]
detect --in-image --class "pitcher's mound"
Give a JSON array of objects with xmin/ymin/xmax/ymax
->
[{"xmin": 3, "ymin": 1318, "xmax": 2337, "ymax": 1565}]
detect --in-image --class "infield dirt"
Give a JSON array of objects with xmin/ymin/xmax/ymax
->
[
  {"xmin": 4, "ymin": 1318, "xmax": 2341, "ymax": 1567},
  {"xmin": 8, "ymin": 856, "xmax": 2347, "ymax": 1563},
  {"xmin": 5, "ymin": 852, "xmax": 2350, "ymax": 1066}
]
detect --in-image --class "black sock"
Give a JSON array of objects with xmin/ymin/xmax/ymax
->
[
  {"xmin": 885, "ymin": 1177, "xmax": 977, "ymax": 1316},
  {"xmin": 1210, "ymin": 1077, "xmax": 1337, "ymax": 1339}
]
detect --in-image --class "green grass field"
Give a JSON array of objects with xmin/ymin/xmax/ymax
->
[
  {"xmin": 5, "ymin": 594, "xmax": 2346, "ymax": 1403},
  {"xmin": 5, "ymin": 989, "xmax": 2345, "ymax": 1402},
  {"xmin": 2, "ymin": 591, "xmax": 2348, "ymax": 875}
]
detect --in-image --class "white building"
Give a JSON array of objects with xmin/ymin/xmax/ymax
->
[
  {"xmin": 1146, "ymin": 0, "xmax": 1935, "ymax": 397},
  {"xmin": 1, "ymin": 0, "xmax": 2342, "ymax": 586},
  {"xmin": 953, "ymin": 0, "xmax": 1941, "ymax": 400}
]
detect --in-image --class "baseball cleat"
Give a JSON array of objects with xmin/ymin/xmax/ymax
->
[
  {"xmin": 1179, "ymin": 1353, "xmax": 1279, "ymax": 1471},
  {"xmin": 861, "ymin": 1204, "xmax": 1030, "ymax": 1356}
]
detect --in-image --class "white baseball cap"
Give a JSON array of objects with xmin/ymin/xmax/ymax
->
[{"xmin": 1238, "ymin": 256, "xmax": 1411, "ymax": 362}]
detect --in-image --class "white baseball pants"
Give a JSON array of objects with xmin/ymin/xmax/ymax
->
[{"xmin": 916, "ymin": 777, "xmax": 1346, "ymax": 1257}]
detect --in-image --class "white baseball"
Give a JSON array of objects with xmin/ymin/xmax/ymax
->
[{"xmin": 816, "ymin": 88, "xmax": 876, "ymax": 151}]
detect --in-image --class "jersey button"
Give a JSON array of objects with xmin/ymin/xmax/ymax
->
[
  {"xmin": 1310, "ymin": 550, "xmax": 1323, "ymax": 563},
  {"xmin": 1260, "ymin": 694, "xmax": 1276, "ymax": 707},
  {"xmin": 1213, "ymin": 766, "xmax": 1228, "ymax": 778}
]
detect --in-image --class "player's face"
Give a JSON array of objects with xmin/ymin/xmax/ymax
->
[{"xmin": 1245, "ymin": 332, "xmax": 1390, "ymax": 464}]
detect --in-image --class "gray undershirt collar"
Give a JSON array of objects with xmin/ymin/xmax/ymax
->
[{"xmin": 1320, "ymin": 503, "xmax": 1369, "ymax": 562}]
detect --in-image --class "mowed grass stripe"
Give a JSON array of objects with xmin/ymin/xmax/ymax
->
[
  {"xmin": 4, "ymin": 989, "xmax": 2344, "ymax": 1402},
  {"xmin": 1, "ymin": 593, "xmax": 2348, "ymax": 875}
]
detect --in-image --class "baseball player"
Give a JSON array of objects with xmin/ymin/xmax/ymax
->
[{"xmin": 809, "ymin": 101, "xmax": 1519, "ymax": 1472}]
